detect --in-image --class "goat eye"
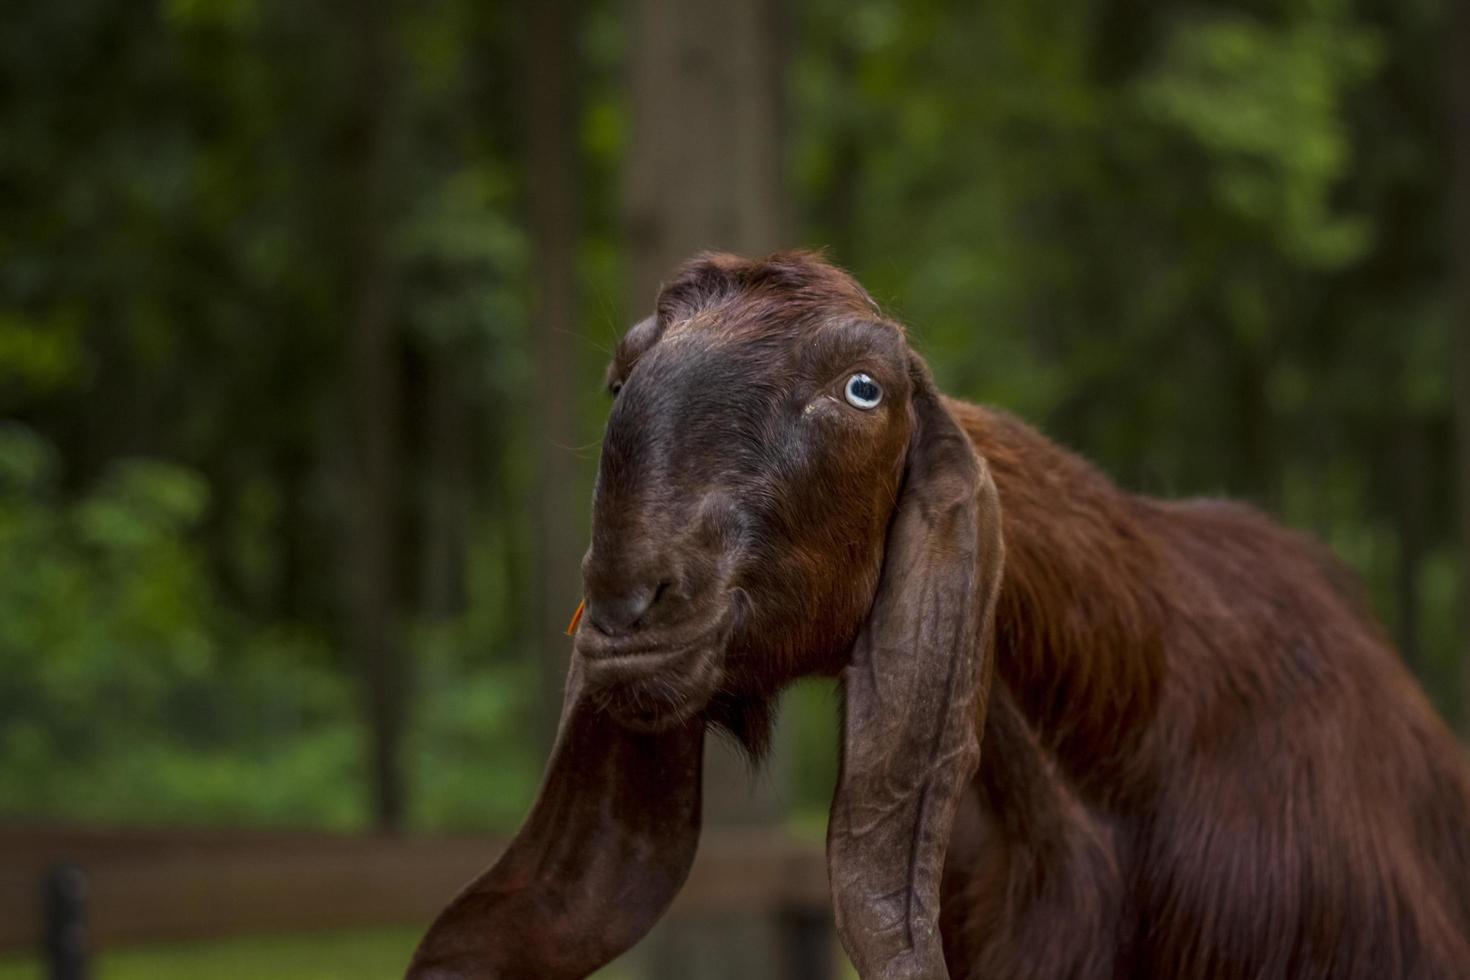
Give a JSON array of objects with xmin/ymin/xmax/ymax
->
[
  {"xmin": 610, "ymin": 380, "xmax": 624, "ymax": 397},
  {"xmin": 843, "ymin": 373, "xmax": 882, "ymax": 410}
]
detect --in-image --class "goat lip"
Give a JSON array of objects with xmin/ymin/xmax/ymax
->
[
  {"xmin": 573, "ymin": 604, "xmax": 733, "ymax": 664},
  {"xmin": 579, "ymin": 642, "xmax": 705, "ymax": 676},
  {"xmin": 573, "ymin": 608, "xmax": 734, "ymax": 732},
  {"xmin": 574, "ymin": 617, "xmax": 726, "ymax": 679}
]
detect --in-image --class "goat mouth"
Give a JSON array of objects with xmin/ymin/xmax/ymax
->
[{"xmin": 574, "ymin": 606, "xmax": 734, "ymax": 732}]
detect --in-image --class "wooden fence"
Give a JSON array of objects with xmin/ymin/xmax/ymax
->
[{"xmin": 0, "ymin": 823, "xmax": 835, "ymax": 976}]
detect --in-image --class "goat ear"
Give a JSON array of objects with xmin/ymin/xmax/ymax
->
[
  {"xmin": 406, "ymin": 661, "xmax": 704, "ymax": 980},
  {"xmin": 827, "ymin": 359, "xmax": 1003, "ymax": 980}
]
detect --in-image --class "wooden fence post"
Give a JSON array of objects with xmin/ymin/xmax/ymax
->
[
  {"xmin": 43, "ymin": 863, "xmax": 89, "ymax": 980},
  {"xmin": 779, "ymin": 904, "xmax": 834, "ymax": 980}
]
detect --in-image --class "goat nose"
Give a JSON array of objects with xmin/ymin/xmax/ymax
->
[{"xmin": 585, "ymin": 581, "xmax": 667, "ymax": 636}]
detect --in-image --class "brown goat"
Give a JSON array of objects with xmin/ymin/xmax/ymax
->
[{"xmin": 407, "ymin": 252, "xmax": 1470, "ymax": 980}]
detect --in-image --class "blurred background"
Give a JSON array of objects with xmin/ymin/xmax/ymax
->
[{"xmin": 2, "ymin": 0, "xmax": 1468, "ymax": 976}]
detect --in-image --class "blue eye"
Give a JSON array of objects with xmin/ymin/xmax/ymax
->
[{"xmin": 844, "ymin": 373, "xmax": 882, "ymax": 409}]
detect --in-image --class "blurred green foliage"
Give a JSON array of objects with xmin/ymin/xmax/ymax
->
[
  {"xmin": 0, "ymin": 0, "xmax": 1461, "ymax": 832},
  {"xmin": 0, "ymin": 423, "xmax": 360, "ymax": 825}
]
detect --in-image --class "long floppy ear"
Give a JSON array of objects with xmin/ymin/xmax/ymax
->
[
  {"xmin": 827, "ymin": 360, "xmax": 1004, "ymax": 980},
  {"xmin": 406, "ymin": 660, "xmax": 704, "ymax": 980}
]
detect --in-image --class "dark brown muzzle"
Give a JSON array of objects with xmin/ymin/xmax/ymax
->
[{"xmin": 579, "ymin": 539, "xmax": 682, "ymax": 639}]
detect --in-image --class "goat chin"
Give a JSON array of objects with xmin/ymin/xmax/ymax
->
[
  {"xmin": 575, "ymin": 607, "xmax": 734, "ymax": 732},
  {"xmin": 583, "ymin": 645, "xmax": 722, "ymax": 732}
]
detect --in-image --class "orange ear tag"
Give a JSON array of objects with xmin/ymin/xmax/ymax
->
[{"xmin": 566, "ymin": 598, "xmax": 586, "ymax": 636}]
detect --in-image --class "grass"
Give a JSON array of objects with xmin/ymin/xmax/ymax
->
[{"xmin": 0, "ymin": 927, "xmax": 424, "ymax": 980}]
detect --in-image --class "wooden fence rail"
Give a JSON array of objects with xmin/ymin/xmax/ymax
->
[{"xmin": 0, "ymin": 823, "xmax": 835, "ymax": 975}]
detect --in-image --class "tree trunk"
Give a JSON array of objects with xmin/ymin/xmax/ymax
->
[
  {"xmin": 626, "ymin": 1, "xmax": 793, "ymax": 975},
  {"xmin": 1451, "ymin": 0, "xmax": 1470, "ymax": 734},
  {"xmin": 416, "ymin": 356, "xmax": 468, "ymax": 622},
  {"xmin": 626, "ymin": 0, "xmax": 787, "ymax": 307},
  {"xmin": 525, "ymin": 0, "xmax": 585, "ymax": 751},
  {"xmin": 340, "ymin": 3, "xmax": 408, "ymax": 832}
]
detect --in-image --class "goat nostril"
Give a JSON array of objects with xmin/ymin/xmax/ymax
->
[{"xmin": 586, "ymin": 579, "xmax": 671, "ymax": 637}]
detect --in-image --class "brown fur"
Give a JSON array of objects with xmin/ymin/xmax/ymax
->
[{"xmin": 940, "ymin": 402, "xmax": 1470, "ymax": 978}]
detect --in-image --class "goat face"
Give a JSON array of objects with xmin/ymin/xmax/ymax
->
[{"xmin": 576, "ymin": 281, "xmax": 913, "ymax": 735}]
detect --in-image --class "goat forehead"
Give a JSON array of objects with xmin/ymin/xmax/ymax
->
[
  {"xmin": 601, "ymin": 313, "xmax": 908, "ymax": 493},
  {"xmin": 603, "ymin": 339, "xmax": 785, "ymax": 480},
  {"xmin": 661, "ymin": 304, "xmax": 806, "ymax": 348},
  {"xmin": 655, "ymin": 308, "xmax": 905, "ymax": 373},
  {"xmin": 635, "ymin": 329, "xmax": 796, "ymax": 396}
]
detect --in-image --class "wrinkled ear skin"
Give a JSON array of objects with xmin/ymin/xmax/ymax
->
[
  {"xmin": 828, "ymin": 360, "xmax": 1003, "ymax": 980},
  {"xmin": 405, "ymin": 661, "xmax": 704, "ymax": 980}
]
